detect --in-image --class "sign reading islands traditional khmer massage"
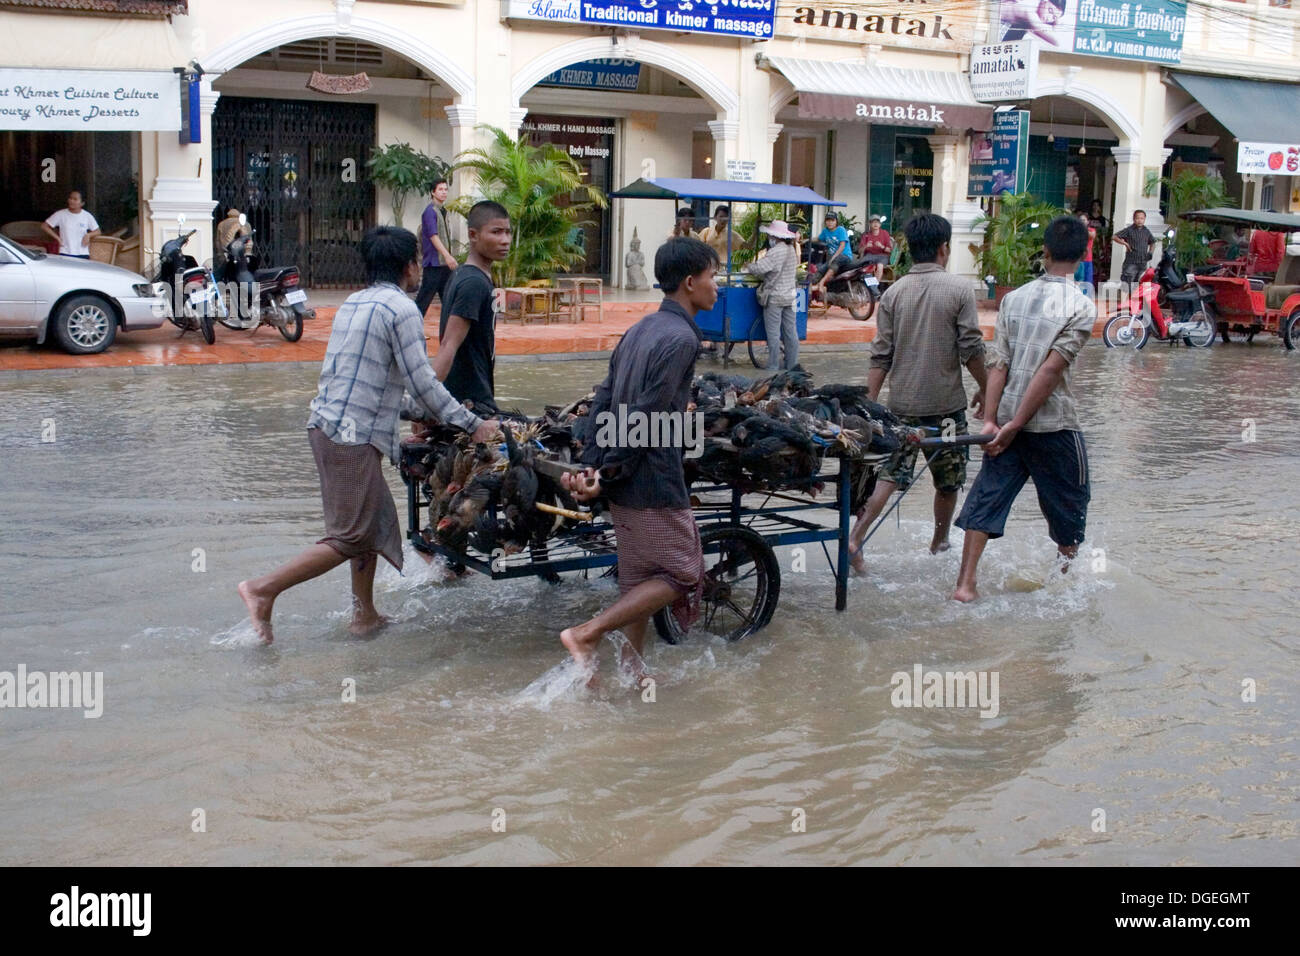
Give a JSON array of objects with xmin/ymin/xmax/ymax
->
[
  {"xmin": 506, "ymin": 0, "xmax": 778, "ymax": 39},
  {"xmin": 0, "ymin": 69, "xmax": 178, "ymax": 131},
  {"xmin": 998, "ymin": 0, "xmax": 1186, "ymax": 65}
]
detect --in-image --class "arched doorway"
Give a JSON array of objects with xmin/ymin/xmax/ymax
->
[{"xmin": 510, "ymin": 38, "xmax": 736, "ymax": 283}]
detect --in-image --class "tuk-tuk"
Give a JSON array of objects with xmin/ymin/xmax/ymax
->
[{"xmin": 1181, "ymin": 208, "xmax": 1300, "ymax": 349}]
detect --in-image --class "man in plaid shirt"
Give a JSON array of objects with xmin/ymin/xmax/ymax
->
[
  {"xmin": 953, "ymin": 216, "xmax": 1095, "ymax": 602},
  {"xmin": 239, "ymin": 227, "xmax": 500, "ymax": 643}
]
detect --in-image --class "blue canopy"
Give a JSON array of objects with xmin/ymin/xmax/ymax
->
[{"xmin": 609, "ymin": 177, "xmax": 844, "ymax": 207}]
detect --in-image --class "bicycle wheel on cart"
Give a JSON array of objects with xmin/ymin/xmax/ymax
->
[{"xmin": 654, "ymin": 524, "xmax": 781, "ymax": 644}]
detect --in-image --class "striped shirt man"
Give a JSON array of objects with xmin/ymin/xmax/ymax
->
[{"xmin": 307, "ymin": 281, "xmax": 481, "ymax": 464}]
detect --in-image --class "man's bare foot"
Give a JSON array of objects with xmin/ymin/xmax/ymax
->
[
  {"xmin": 848, "ymin": 542, "xmax": 867, "ymax": 576},
  {"xmin": 349, "ymin": 612, "xmax": 390, "ymax": 637},
  {"xmin": 930, "ymin": 536, "xmax": 951, "ymax": 555},
  {"xmin": 561, "ymin": 625, "xmax": 600, "ymax": 666},
  {"xmin": 951, "ymin": 583, "xmax": 979, "ymax": 603},
  {"xmin": 237, "ymin": 579, "xmax": 275, "ymax": 644}
]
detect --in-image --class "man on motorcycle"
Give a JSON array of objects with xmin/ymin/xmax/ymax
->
[
  {"xmin": 848, "ymin": 214, "xmax": 987, "ymax": 573},
  {"xmin": 813, "ymin": 211, "xmax": 852, "ymax": 298}
]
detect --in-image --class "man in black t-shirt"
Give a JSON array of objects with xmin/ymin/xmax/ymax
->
[
  {"xmin": 434, "ymin": 201, "xmax": 512, "ymax": 412},
  {"xmin": 1114, "ymin": 209, "xmax": 1155, "ymax": 285}
]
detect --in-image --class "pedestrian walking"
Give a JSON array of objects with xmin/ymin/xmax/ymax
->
[
  {"xmin": 744, "ymin": 220, "xmax": 800, "ymax": 370},
  {"xmin": 415, "ymin": 177, "xmax": 457, "ymax": 318}
]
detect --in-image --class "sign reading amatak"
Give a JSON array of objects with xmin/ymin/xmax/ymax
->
[
  {"xmin": 799, "ymin": 92, "xmax": 993, "ymax": 131},
  {"xmin": 779, "ymin": 2, "xmax": 974, "ymax": 50},
  {"xmin": 0, "ymin": 69, "xmax": 178, "ymax": 131},
  {"xmin": 970, "ymin": 40, "xmax": 1038, "ymax": 101}
]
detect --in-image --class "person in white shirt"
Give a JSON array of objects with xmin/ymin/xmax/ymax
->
[{"xmin": 42, "ymin": 190, "xmax": 100, "ymax": 258}]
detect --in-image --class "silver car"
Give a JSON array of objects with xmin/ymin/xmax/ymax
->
[{"xmin": 0, "ymin": 234, "xmax": 169, "ymax": 354}]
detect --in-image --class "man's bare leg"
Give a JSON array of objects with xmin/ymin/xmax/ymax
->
[
  {"xmin": 561, "ymin": 578, "xmax": 680, "ymax": 667},
  {"xmin": 1057, "ymin": 543, "xmax": 1078, "ymax": 573},
  {"xmin": 931, "ymin": 489, "xmax": 958, "ymax": 554},
  {"xmin": 238, "ymin": 544, "xmax": 347, "ymax": 644},
  {"xmin": 952, "ymin": 530, "xmax": 990, "ymax": 603},
  {"xmin": 847, "ymin": 479, "xmax": 897, "ymax": 575},
  {"xmin": 349, "ymin": 554, "xmax": 389, "ymax": 636},
  {"xmin": 618, "ymin": 617, "xmax": 656, "ymax": 686}
]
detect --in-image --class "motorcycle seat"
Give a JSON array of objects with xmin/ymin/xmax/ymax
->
[{"xmin": 254, "ymin": 267, "xmax": 292, "ymax": 281}]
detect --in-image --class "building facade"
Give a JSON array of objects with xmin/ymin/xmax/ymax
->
[{"xmin": 2, "ymin": 0, "xmax": 1298, "ymax": 285}]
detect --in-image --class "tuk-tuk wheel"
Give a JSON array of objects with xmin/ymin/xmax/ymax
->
[{"xmin": 1284, "ymin": 310, "xmax": 1300, "ymax": 351}]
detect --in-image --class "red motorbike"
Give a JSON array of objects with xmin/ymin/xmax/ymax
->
[
  {"xmin": 806, "ymin": 241, "xmax": 882, "ymax": 321},
  {"xmin": 1102, "ymin": 240, "xmax": 1217, "ymax": 349}
]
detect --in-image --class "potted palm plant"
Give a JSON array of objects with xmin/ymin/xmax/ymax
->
[
  {"xmin": 972, "ymin": 193, "xmax": 1064, "ymax": 304},
  {"xmin": 449, "ymin": 125, "xmax": 607, "ymax": 287},
  {"xmin": 366, "ymin": 143, "xmax": 448, "ymax": 229},
  {"xmin": 1161, "ymin": 169, "xmax": 1234, "ymax": 270}
]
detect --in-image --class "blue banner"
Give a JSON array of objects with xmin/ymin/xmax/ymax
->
[
  {"xmin": 968, "ymin": 110, "xmax": 1030, "ymax": 197},
  {"xmin": 507, "ymin": 0, "xmax": 777, "ymax": 40},
  {"xmin": 538, "ymin": 58, "xmax": 643, "ymax": 91}
]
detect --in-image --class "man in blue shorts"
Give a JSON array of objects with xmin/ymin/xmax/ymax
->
[{"xmin": 953, "ymin": 215, "xmax": 1095, "ymax": 602}]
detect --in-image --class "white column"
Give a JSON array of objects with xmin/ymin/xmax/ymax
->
[
  {"xmin": 1110, "ymin": 144, "xmax": 1145, "ymax": 282},
  {"xmin": 708, "ymin": 118, "xmax": 740, "ymax": 177},
  {"xmin": 445, "ymin": 104, "xmax": 480, "ymax": 246},
  {"xmin": 144, "ymin": 76, "xmax": 219, "ymax": 265},
  {"xmin": 928, "ymin": 130, "xmax": 983, "ymax": 280}
]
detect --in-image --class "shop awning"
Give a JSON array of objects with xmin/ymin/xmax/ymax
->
[
  {"xmin": 0, "ymin": 12, "xmax": 185, "ymax": 70},
  {"xmin": 1169, "ymin": 73, "xmax": 1300, "ymax": 145},
  {"xmin": 762, "ymin": 55, "xmax": 994, "ymax": 131},
  {"xmin": 610, "ymin": 178, "xmax": 843, "ymax": 206}
]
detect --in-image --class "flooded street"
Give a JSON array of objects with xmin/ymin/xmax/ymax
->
[{"xmin": 1, "ymin": 345, "xmax": 1297, "ymax": 865}]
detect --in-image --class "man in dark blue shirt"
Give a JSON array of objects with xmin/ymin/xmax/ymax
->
[{"xmin": 561, "ymin": 237, "xmax": 719, "ymax": 679}]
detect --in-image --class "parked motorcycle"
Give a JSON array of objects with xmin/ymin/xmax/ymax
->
[
  {"xmin": 218, "ymin": 214, "xmax": 312, "ymax": 341},
  {"xmin": 807, "ymin": 240, "xmax": 881, "ymax": 321},
  {"xmin": 1103, "ymin": 232, "xmax": 1217, "ymax": 349},
  {"xmin": 147, "ymin": 214, "xmax": 224, "ymax": 345}
]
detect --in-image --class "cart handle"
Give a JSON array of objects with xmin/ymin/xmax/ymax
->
[{"xmin": 914, "ymin": 433, "xmax": 995, "ymax": 448}]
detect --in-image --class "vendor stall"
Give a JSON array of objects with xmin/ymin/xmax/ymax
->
[{"xmin": 609, "ymin": 178, "xmax": 844, "ymax": 366}]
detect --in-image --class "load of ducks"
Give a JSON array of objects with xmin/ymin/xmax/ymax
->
[{"xmin": 400, "ymin": 368, "xmax": 924, "ymax": 557}]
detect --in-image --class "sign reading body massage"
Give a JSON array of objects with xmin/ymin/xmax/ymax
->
[
  {"xmin": 997, "ymin": 0, "xmax": 1186, "ymax": 65},
  {"xmin": 506, "ymin": 0, "xmax": 777, "ymax": 38},
  {"xmin": 0, "ymin": 69, "xmax": 179, "ymax": 131}
]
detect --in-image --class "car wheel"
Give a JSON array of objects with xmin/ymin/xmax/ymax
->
[{"xmin": 53, "ymin": 295, "xmax": 117, "ymax": 354}]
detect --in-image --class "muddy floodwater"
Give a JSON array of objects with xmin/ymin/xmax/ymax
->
[{"xmin": 1, "ymin": 345, "xmax": 1297, "ymax": 865}]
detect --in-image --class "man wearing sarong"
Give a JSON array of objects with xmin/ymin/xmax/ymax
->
[
  {"xmin": 238, "ymin": 227, "xmax": 500, "ymax": 643},
  {"xmin": 560, "ymin": 237, "xmax": 718, "ymax": 678}
]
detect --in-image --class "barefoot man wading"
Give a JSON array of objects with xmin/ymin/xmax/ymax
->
[
  {"xmin": 560, "ymin": 237, "xmax": 717, "ymax": 676},
  {"xmin": 952, "ymin": 215, "xmax": 1095, "ymax": 602},
  {"xmin": 847, "ymin": 213, "xmax": 987, "ymax": 574},
  {"xmin": 239, "ymin": 227, "xmax": 499, "ymax": 642}
]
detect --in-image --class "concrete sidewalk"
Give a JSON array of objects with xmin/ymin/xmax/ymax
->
[{"xmin": 0, "ymin": 290, "xmax": 1109, "ymax": 373}]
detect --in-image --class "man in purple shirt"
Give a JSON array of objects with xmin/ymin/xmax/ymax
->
[{"xmin": 415, "ymin": 178, "xmax": 457, "ymax": 318}]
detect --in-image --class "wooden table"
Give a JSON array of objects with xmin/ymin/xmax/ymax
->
[{"xmin": 555, "ymin": 277, "xmax": 603, "ymax": 323}]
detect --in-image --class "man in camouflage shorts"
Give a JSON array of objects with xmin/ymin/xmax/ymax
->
[
  {"xmin": 879, "ymin": 409, "xmax": 971, "ymax": 494},
  {"xmin": 848, "ymin": 214, "xmax": 988, "ymax": 573}
]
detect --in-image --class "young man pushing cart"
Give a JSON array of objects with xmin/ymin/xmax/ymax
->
[{"xmin": 560, "ymin": 237, "xmax": 719, "ymax": 676}]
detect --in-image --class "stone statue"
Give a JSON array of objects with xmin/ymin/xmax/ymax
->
[{"xmin": 624, "ymin": 228, "xmax": 648, "ymax": 290}]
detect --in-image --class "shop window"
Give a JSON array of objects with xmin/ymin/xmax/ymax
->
[
  {"xmin": 892, "ymin": 135, "xmax": 934, "ymax": 223},
  {"xmin": 788, "ymin": 136, "xmax": 818, "ymax": 189},
  {"xmin": 692, "ymin": 131, "xmax": 713, "ymax": 179}
]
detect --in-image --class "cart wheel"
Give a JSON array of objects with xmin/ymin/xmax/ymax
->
[
  {"xmin": 748, "ymin": 315, "xmax": 773, "ymax": 369},
  {"xmin": 654, "ymin": 524, "xmax": 781, "ymax": 645},
  {"xmin": 1284, "ymin": 310, "xmax": 1300, "ymax": 351}
]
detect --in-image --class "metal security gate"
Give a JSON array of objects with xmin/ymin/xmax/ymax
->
[{"xmin": 212, "ymin": 96, "xmax": 376, "ymax": 287}]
